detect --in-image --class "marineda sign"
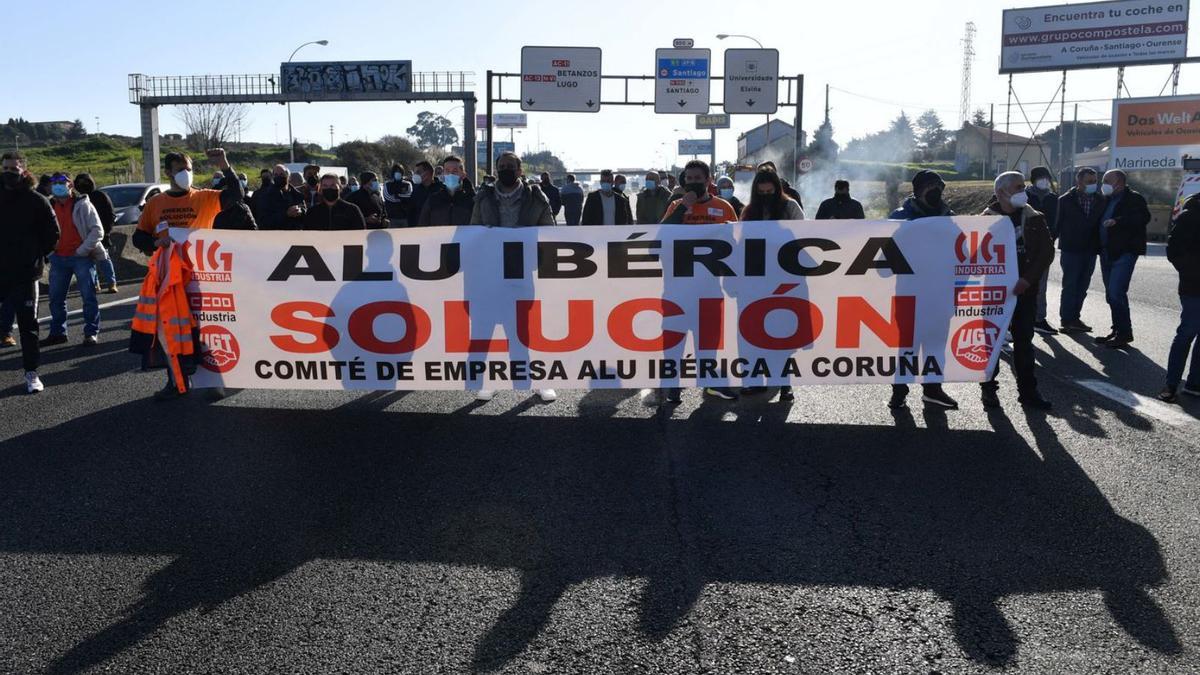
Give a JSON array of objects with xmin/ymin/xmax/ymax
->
[
  {"xmin": 1111, "ymin": 94, "xmax": 1200, "ymax": 170},
  {"xmin": 1001, "ymin": 0, "xmax": 1189, "ymax": 74}
]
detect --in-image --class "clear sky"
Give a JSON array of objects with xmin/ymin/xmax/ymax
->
[{"xmin": 3, "ymin": 0, "xmax": 1198, "ymax": 169}]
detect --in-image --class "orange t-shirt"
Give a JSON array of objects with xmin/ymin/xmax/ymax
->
[
  {"xmin": 660, "ymin": 197, "xmax": 739, "ymax": 225},
  {"xmin": 53, "ymin": 199, "xmax": 83, "ymax": 257},
  {"xmin": 136, "ymin": 188, "xmax": 222, "ymax": 237}
]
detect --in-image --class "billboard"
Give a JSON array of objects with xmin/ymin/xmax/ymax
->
[
  {"xmin": 281, "ymin": 61, "xmax": 411, "ymax": 94},
  {"xmin": 1110, "ymin": 94, "xmax": 1200, "ymax": 170},
  {"xmin": 1000, "ymin": 0, "xmax": 1188, "ymax": 74}
]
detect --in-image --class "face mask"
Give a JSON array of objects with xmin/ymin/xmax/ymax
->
[
  {"xmin": 497, "ymin": 168, "xmax": 519, "ymax": 188},
  {"xmin": 240, "ymin": 180, "xmax": 248, "ymax": 189},
  {"xmin": 212, "ymin": 178, "xmax": 222, "ymax": 187},
  {"xmin": 2, "ymin": 172, "xmax": 21, "ymax": 189},
  {"xmin": 174, "ymin": 169, "xmax": 193, "ymax": 190},
  {"xmin": 1008, "ymin": 191, "xmax": 1029, "ymax": 209},
  {"xmin": 273, "ymin": 175, "xmax": 287, "ymax": 187},
  {"xmin": 719, "ymin": 188, "xmax": 734, "ymax": 199},
  {"xmin": 303, "ymin": 176, "xmax": 317, "ymax": 187},
  {"xmin": 835, "ymin": 192, "xmax": 849, "ymax": 201},
  {"xmin": 600, "ymin": 182, "xmax": 613, "ymax": 192},
  {"xmin": 393, "ymin": 172, "xmax": 403, "ymax": 181},
  {"xmin": 443, "ymin": 174, "xmax": 461, "ymax": 191},
  {"xmin": 1084, "ymin": 183, "xmax": 1098, "ymax": 195},
  {"xmin": 349, "ymin": 184, "xmax": 359, "ymax": 192},
  {"xmin": 76, "ymin": 182, "xmax": 93, "ymax": 193},
  {"xmin": 369, "ymin": 181, "xmax": 380, "ymax": 193},
  {"xmin": 923, "ymin": 187, "xmax": 943, "ymax": 208},
  {"xmin": 51, "ymin": 183, "xmax": 70, "ymax": 198},
  {"xmin": 1035, "ymin": 179, "xmax": 1050, "ymax": 191},
  {"xmin": 615, "ymin": 184, "xmax": 625, "ymax": 193},
  {"xmin": 686, "ymin": 182, "xmax": 707, "ymax": 198},
  {"xmin": 322, "ymin": 187, "xmax": 340, "ymax": 202},
  {"xmin": 645, "ymin": 180, "xmax": 657, "ymax": 190},
  {"xmin": 757, "ymin": 191, "xmax": 777, "ymax": 201},
  {"xmin": 1100, "ymin": 183, "xmax": 1115, "ymax": 196}
]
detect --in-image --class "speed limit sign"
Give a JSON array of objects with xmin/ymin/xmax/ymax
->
[{"xmin": 796, "ymin": 157, "xmax": 814, "ymax": 174}]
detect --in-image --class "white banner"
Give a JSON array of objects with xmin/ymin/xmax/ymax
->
[{"xmin": 176, "ymin": 217, "xmax": 1017, "ymax": 391}]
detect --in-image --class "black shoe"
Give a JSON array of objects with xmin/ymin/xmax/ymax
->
[
  {"xmin": 981, "ymin": 389, "xmax": 1001, "ymax": 409},
  {"xmin": 1094, "ymin": 331, "xmax": 1117, "ymax": 344},
  {"xmin": 1158, "ymin": 387, "xmax": 1180, "ymax": 404},
  {"xmin": 1060, "ymin": 319, "xmax": 1092, "ymax": 333},
  {"xmin": 1105, "ymin": 334, "xmax": 1134, "ymax": 349},
  {"xmin": 661, "ymin": 387, "xmax": 682, "ymax": 405},
  {"xmin": 153, "ymin": 383, "xmax": 188, "ymax": 402},
  {"xmin": 1018, "ymin": 394, "xmax": 1053, "ymax": 410},
  {"xmin": 39, "ymin": 334, "xmax": 68, "ymax": 347},
  {"xmin": 921, "ymin": 386, "xmax": 959, "ymax": 410},
  {"xmin": 740, "ymin": 386, "xmax": 768, "ymax": 395},
  {"xmin": 1033, "ymin": 320, "xmax": 1059, "ymax": 335},
  {"xmin": 704, "ymin": 387, "xmax": 739, "ymax": 401},
  {"xmin": 887, "ymin": 390, "xmax": 908, "ymax": 410},
  {"xmin": 779, "ymin": 386, "xmax": 794, "ymax": 402}
]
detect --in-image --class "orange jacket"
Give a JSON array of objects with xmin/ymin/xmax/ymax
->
[{"xmin": 130, "ymin": 244, "xmax": 197, "ymax": 392}]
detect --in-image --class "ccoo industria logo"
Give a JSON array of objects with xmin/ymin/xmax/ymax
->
[
  {"xmin": 186, "ymin": 239, "xmax": 234, "ymax": 282},
  {"xmin": 954, "ymin": 232, "xmax": 1006, "ymax": 276}
]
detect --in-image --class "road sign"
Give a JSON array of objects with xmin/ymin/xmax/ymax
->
[
  {"xmin": 696, "ymin": 113, "xmax": 730, "ymax": 130},
  {"xmin": 796, "ymin": 156, "xmax": 814, "ymax": 174},
  {"xmin": 655, "ymin": 48, "xmax": 711, "ymax": 114},
  {"xmin": 520, "ymin": 46, "xmax": 602, "ymax": 112},
  {"xmin": 477, "ymin": 113, "xmax": 527, "ymax": 129},
  {"xmin": 673, "ymin": 38, "xmax": 695, "ymax": 49},
  {"xmin": 678, "ymin": 139, "xmax": 714, "ymax": 155},
  {"xmin": 723, "ymin": 49, "xmax": 779, "ymax": 114},
  {"xmin": 477, "ymin": 141, "xmax": 516, "ymax": 168}
]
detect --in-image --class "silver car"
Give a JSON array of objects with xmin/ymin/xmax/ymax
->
[{"xmin": 97, "ymin": 182, "xmax": 170, "ymax": 225}]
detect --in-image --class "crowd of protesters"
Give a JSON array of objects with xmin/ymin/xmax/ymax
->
[{"xmin": 1, "ymin": 146, "xmax": 1196, "ymax": 412}]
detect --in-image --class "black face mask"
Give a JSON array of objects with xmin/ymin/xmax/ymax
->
[
  {"xmin": 497, "ymin": 168, "xmax": 519, "ymax": 188},
  {"xmin": 306, "ymin": 175, "xmax": 319, "ymax": 187},
  {"xmin": 923, "ymin": 188, "xmax": 944, "ymax": 209},
  {"xmin": 273, "ymin": 175, "xmax": 287, "ymax": 188},
  {"xmin": 686, "ymin": 182, "xmax": 707, "ymax": 198},
  {"xmin": 1, "ymin": 172, "xmax": 21, "ymax": 189},
  {"xmin": 835, "ymin": 192, "xmax": 849, "ymax": 201},
  {"xmin": 322, "ymin": 188, "xmax": 340, "ymax": 202}
]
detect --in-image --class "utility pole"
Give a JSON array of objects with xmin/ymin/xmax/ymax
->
[
  {"xmin": 329, "ymin": 125, "xmax": 334, "ymax": 151},
  {"xmin": 959, "ymin": 22, "xmax": 976, "ymax": 126},
  {"xmin": 1070, "ymin": 103, "xmax": 1079, "ymax": 173},
  {"xmin": 824, "ymin": 84, "xmax": 830, "ymax": 125},
  {"xmin": 986, "ymin": 103, "xmax": 994, "ymax": 180}
]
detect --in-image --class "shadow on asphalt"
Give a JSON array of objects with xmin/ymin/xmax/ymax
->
[{"xmin": 0, "ymin": 396, "xmax": 1182, "ymax": 673}]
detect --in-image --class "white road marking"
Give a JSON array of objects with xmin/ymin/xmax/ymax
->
[
  {"xmin": 1076, "ymin": 379, "xmax": 1198, "ymax": 427},
  {"xmin": 36, "ymin": 296, "xmax": 138, "ymax": 325}
]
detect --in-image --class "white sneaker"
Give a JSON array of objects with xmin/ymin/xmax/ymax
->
[
  {"xmin": 24, "ymin": 371, "xmax": 44, "ymax": 394},
  {"xmin": 537, "ymin": 389, "xmax": 557, "ymax": 402},
  {"xmin": 475, "ymin": 389, "xmax": 495, "ymax": 401}
]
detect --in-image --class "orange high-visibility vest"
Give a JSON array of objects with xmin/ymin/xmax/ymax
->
[{"xmin": 132, "ymin": 244, "xmax": 196, "ymax": 393}]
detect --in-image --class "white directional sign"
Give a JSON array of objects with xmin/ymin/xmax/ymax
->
[
  {"xmin": 723, "ymin": 49, "xmax": 779, "ymax": 114},
  {"xmin": 678, "ymin": 139, "xmax": 714, "ymax": 155},
  {"xmin": 655, "ymin": 48, "xmax": 711, "ymax": 114},
  {"xmin": 520, "ymin": 46, "xmax": 602, "ymax": 113}
]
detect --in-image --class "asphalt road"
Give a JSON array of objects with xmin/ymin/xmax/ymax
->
[{"xmin": 1, "ymin": 246, "xmax": 1198, "ymax": 674}]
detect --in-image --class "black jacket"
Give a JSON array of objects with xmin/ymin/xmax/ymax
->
[
  {"xmin": 85, "ymin": 189, "xmax": 116, "ymax": 236},
  {"xmin": 982, "ymin": 199, "xmax": 1056, "ymax": 293},
  {"xmin": 1169, "ymin": 193, "xmax": 1200, "ymax": 296},
  {"xmin": 540, "ymin": 182, "xmax": 562, "ymax": 216},
  {"xmin": 418, "ymin": 181, "xmax": 476, "ymax": 226},
  {"xmin": 815, "ymin": 196, "xmax": 865, "ymax": 220},
  {"xmin": 581, "ymin": 190, "xmax": 633, "ymax": 225},
  {"xmin": 253, "ymin": 183, "xmax": 306, "ymax": 231},
  {"xmin": 214, "ymin": 202, "xmax": 258, "ymax": 230},
  {"xmin": 1025, "ymin": 187, "xmax": 1059, "ymax": 238},
  {"xmin": 1056, "ymin": 188, "xmax": 1105, "ymax": 254},
  {"xmin": 303, "ymin": 199, "xmax": 366, "ymax": 231},
  {"xmin": 0, "ymin": 185, "xmax": 59, "ymax": 287},
  {"xmin": 1102, "ymin": 188, "xmax": 1150, "ymax": 260},
  {"xmin": 346, "ymin": 189, "xmax": 390, "ymax": 228},
  {"xmin": 407, "ymin": 181, "xmax": 434, "ymax": 227}
]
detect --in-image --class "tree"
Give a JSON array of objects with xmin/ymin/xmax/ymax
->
[
  {"xmin": 378, "ymin": 135, "xmax": 428, "ymax": 169},
  {"xmin": 971, "ymin": 108, "xmax": 993, "ymax": 129},
  {"xmin": 839, "ymin": 112, "xmax": 917, "ymax": 164},
  {"xmin": 334, "ymin": 136, "xmax": 427, "ymax": 175},
  {"xmin": 175, "ymin": 103, "xmax": 249, "ymax": 151},
  {"xmin": 520, "ymin": 150, "xmax": 566, "ymax": 175},
  {"xmin": 804, "ymin": 119, "xmax": 839, "ymax": 162},
  {"xmin": 915, "ymin": 110, "xmax": 948, "ymax": 158},
  {"xmin": 67, "ymin": 119, "xmax": 87, "ymax": 140},
  {"xmin": 406, "ymin": 111, "xmax": 458, "ymax": 151},
  {"xmin": 889, "ymin": 112, "xmax": 916, "ymax": 152}
]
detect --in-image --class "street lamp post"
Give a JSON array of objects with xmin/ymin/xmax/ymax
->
[{"xmin": 286, "ymin": 39, "xmax": 329, "ymax": 163}]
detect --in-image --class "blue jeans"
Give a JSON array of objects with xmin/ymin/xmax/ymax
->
[
  {"xmin": 1058, "ymin": 250, "xmax": 1097, "ymax": 323},
  {"xmin": 96, "ymin": 255, "xmax": 116, "ymax": 286},
  {"xmin": 1166, "ymin": 295, "xmax": 1200, "ymax": 389},
  {"xmin": 48, "ymin": 254, "xmax": 100, "ymax": 337},
  {"xmin": 1099, "ymin": 252, "xmax": 1137, "ymax": 336}
]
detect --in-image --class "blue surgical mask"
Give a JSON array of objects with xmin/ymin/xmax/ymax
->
[
  {"xmin": 600, "ymin": 182, "xmax": 612, "ymax": 192},
  {"xmin": 370, "ymin": 181, "xmax": 380, "ymax": 193},
  {"xmin": 720, "ymin": 188, "xmax": 734, "ymax": 199},
  {"xmin": 349, "ymin": 184, "xmax": 359, "ymax": 192},
  {"xmin": 443, "ymin": 174, "xmax": 462, "ymax": 191},
  {"xmin": 51, "ymin": 183, "xmax": 70, "ymax": 198},
  {"xmin": 393, "ymin": 172, "xmax": 403, "ymax": 181},
  {"xmin": 645, "ymin": 180, "xmax": 657, "ymax": 190},
  {"xmin": 614, "ymin": 184, "xmax": 625, "ymax": 192},
  {"xmin": 1084, "ymin": 183, "xmax": 1098, "ymax": 195}
]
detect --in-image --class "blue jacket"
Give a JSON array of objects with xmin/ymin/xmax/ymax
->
[{"xmin": 889, "ymin": 195, "xmax": 953, "ymax": 220}]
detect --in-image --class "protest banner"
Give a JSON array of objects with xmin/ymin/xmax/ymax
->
[{"xmin": 177, "ymin": 217, "xmax": 1016, "ymax": 391}]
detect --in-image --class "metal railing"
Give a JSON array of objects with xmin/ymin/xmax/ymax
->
[{"xmin": 130, "ymin": 71, "xmax": 475, "ymax": 103}]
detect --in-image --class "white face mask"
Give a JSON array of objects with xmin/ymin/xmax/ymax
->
[
  {"xmin": 1100, "ymin": 183, "xmax": 1115, "ymax": 196},
  {"xmin": 174, "ymin": 169, "xmax": 193, "ymax": 190},
  {"xmin": 1008, "ymin": 191, "xmax": 1029, "ymax": 209},
  {"xmin": 1035, "ymin": 179, "xmax": 1050, "ymax": 191}
]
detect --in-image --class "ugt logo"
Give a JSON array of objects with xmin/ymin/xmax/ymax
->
[
  {"xmin": 954, "ymin": 232, "xmax": 1006, "ymax": 276},
  {"xmin": 198, "ymin": 325, "xmax": 240, "ymax": 373},
  {"xmin": 186, "ymin": 239, "xmax": 234, "ymax": 283},
  {"xmin": 952, "ymin": 320, "xmax": 1000, "ymax": 371}
]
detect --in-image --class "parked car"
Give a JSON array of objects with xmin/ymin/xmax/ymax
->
[{"xmin": 98, "ymin": 183, "xmax": 170, "ymax": 225}]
